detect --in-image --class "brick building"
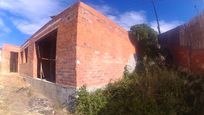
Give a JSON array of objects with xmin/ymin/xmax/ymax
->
[
  {"xmin": 159, "ymin": 10, "xmax": 204, "ymax": 74},
  {"xmin": 1, "ymin": 44, "xmax": 20, "ymax": 74},
  {"xmin": 0, "ymin": 1, "xmax": 137, "ymax": 105}
]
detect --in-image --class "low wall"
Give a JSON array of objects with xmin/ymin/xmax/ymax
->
[{"xmin": 23, "ymin": 76, "xmax": 76, "ymax": 112}]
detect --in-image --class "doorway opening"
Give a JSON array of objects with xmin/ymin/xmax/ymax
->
[
  {"xmin": 35, "ymin": 30, "xmax": 57, "ymax": 82},
  {"xmin": 10, "ymin": 52, "xmax": 18, "ymax": 73}
]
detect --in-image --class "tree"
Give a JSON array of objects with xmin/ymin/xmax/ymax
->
[{"xmin": 129, "ymin": 23, "xmax": 159, "ymax": 61}]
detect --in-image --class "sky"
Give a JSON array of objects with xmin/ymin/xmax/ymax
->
[{"xmin": 0, "ymin": 0, "xmax": 203, "ymax": 47}]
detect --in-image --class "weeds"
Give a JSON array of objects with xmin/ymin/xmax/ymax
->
[
  {"xmin": 76, "ymin": 59, "xmax": 204, "ymax": 115},
  {"xmin": 27, "ymin": 88, "xmax": 33, "ymax": 97},
  {"xmin": 54, "ymin": 101, "xmax": 61, "ymax": 110},
  {"xmin": 11, "ymin": 86, "xmax": 19, "ymax": 90}
]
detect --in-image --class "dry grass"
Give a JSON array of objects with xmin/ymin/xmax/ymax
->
[{"xmin": 0, "ymin": 73, "xmax": 72, "ymax": 115}]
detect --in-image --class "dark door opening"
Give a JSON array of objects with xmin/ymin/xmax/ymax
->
[
  {"xmin": 10, "ymin": 52, "xmax": 18, "ymax": 73},
  {"xmin": 36, "ymin": 30, "xmax": 57, "ymax": 82}
]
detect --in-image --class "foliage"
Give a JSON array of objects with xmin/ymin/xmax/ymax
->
[
  {"xmin": 129, "ymin": 23, "xmax": 159, "ymax": 60},
  {"xmin": 76, "ymin": 59, "xmax": 204, "ymax": 115},
  {"xmin": 76, "ymin": 86, "xmax": 107, "ymax": 115},
  {"xmin": 130, "ymin": 23, "xmax": 158, "ymax": 43}
]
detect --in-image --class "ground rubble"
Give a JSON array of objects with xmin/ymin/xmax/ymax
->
[{"xmin": 0, "ymin": 73, "xmax": 72, "ymax": 115}]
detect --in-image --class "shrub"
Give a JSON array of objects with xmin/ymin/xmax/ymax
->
[
  {"xmin": 76, "ymin": 86, "xmax": 107, "ymax": 115},
  {"xmin": 76, "ymin": 60, "xmax": 204, "ymax": 115}
]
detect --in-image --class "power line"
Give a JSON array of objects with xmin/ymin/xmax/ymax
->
[{"xmin": 117, "ymin": 1, "xmax": 151, "ymax": 12}]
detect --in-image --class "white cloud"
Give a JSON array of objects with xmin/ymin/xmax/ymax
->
[
  {"xmin": 0, "ymin": 18, "xmax": 11, "ymax": 35},
  {"xmin": 12, "ymin": 19, "xmax": 45, "ymax": 35},
  {"xmin": 0, "ymin": 0, "xmax": 77, "ymax": 35},
  {"xmin": 0, "ymin": 33, "xmax": 5, "ymax": 37},
  {"xmin": 107, "ymin": 11, "xmax": 147, "ymax": 30},
  {"xmin": 91, "ymin": 4, "xmax": 184, "ymax": 32},
  {"xmin": 150, "ymin": 20, "xmax": 184, "ymax": 33},
  {"xmin": 89, "ymin": 4, "xmax": 115, "ymax": 15},
  {"xmin": 117, "ymin": 11, "xmax": 147, "ymax": 30},
  {"xmin": 90, "ymin": 4, "xmax": 147, "ymax": 31}
]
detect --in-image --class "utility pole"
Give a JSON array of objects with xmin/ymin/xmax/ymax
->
[
  {"xmin": 152, "ymin": 0, "xmax": 161, "ymax": 35},
  {"xmin": 195, "ymin": 5, "xmax": 199, "ymax": 14}
]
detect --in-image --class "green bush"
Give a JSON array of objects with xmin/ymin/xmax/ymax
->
[
  {"xmin": 76, "ymin": 60, "xmax": 204, "ymax": 115},
  {"xmin": 76, "ymin": 86, "xmax": 107, "ymax": 115}
]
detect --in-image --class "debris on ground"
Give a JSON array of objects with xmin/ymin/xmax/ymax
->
[{"xmin": 0, "ymin": 73, "xmax": 72, "ymax": 115}]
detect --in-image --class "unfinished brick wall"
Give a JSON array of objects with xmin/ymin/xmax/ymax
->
[
  {"xmin": 1, "ymin": 44, "xmax": 20, "ymax": 74},
  {"xmin": 76, "ymin": 2, "xmax": 137, "ymax": 88},
  {"xmin": 16, "ymin": 1, "xmax": 137, "ymax": 90},
  {"xmin": 19, "ymin": 41, "xmax": 32, "ymax": 77},
  {"xmin": 19, "ymin": 2, "xmax": 79, "ymax": 86},
  {"xmin": 55, "ymin": 3, "xmax": 78, "ymax": 87},
  {"xmin": 159, "ymin": 10, "xmax": 204, "ymax": 73}
]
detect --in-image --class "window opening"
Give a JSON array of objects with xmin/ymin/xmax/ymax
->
[
  {"xmin": 20, "ymin": 51, "xmax": 23, "ymax": 64},
  {"xmin": 35, "ymin": 30, "xmax": 57, "ymax": 83},
  {"xmin": 25, "ymin": 47, "xmax": 28, "ymax": 63}
]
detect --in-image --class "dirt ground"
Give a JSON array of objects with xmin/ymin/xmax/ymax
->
[{"xmin": 0, "ymin": 73, "xmax": 72, "ymax": 115}]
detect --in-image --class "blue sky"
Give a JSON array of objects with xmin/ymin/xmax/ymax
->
[{"xmin": 0, "ymin": 0, "xmax": 203, "ymax": 47}]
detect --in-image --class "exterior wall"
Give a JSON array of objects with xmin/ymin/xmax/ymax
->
[
  {"xmin": 1, "ymin": 44, "xmax": 20, "ymax": 74},
  {"xmin": 19, "ymin": 15, "xmax": 63, "ymax": 78},
  {"xmin": 159, "ymin": 10, "xmax": 204, "ymax": 73},
  {"xmin": 76, "ymin": 2, "xmax": 137, "ymax": 88},
  {"xmin": 191, "ymin": 51, "xmax": 204, "ymax": 73},
  {"xmin": 161, "ymin": 45, "xmax": 190, "ymax": 71},
  {"xmin": 19, "ymin": 41, "xmax": 33, "ymax": 77},
  {"xmin": 55, "ymin": 3, "xmax": 78, "ymax": 87},
  {"xmin": 18, "ymin": 1, "xmax": 137, "ymax": 89},
  {"xmin": 19, "ymin": 2, "xmax": 79, "ymax": 89}
]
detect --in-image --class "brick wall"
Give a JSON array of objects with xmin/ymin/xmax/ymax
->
[
  {"xmin": 76, "ymin": 2, "xmax": 137, "ymax": 88},
  {"xmin": 1, "ymin": 44, "xmax": 20, "ymax": 74},
  {"xmin": 19, "ymin": 2, "xmax": 79, "ymax": 89},
  {"xmin": 19, "ymin": 41, "xmax": 33, "ymax": 77},
  {"xmin": 55, "ymin": 3, "xmax": 78, "ymax": 87},
  {"xmin": 159, "ymin": 10, "xmax": 204, "ymax": 73},
  {"xmin": 16, "ymin": 1, "xmax": 137, "ymax": 89},
  {"xmin": 161, "ymin": 44, "xmax": 190, "ymax": 71}
]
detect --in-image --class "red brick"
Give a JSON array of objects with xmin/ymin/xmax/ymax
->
[
  {"xmin": 1, "ymin": 1, "xmax": 137, "ymax": 89},
  {"xmin": 1, "ymin": 44, "xmax": 20, "ymax": 74}
]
